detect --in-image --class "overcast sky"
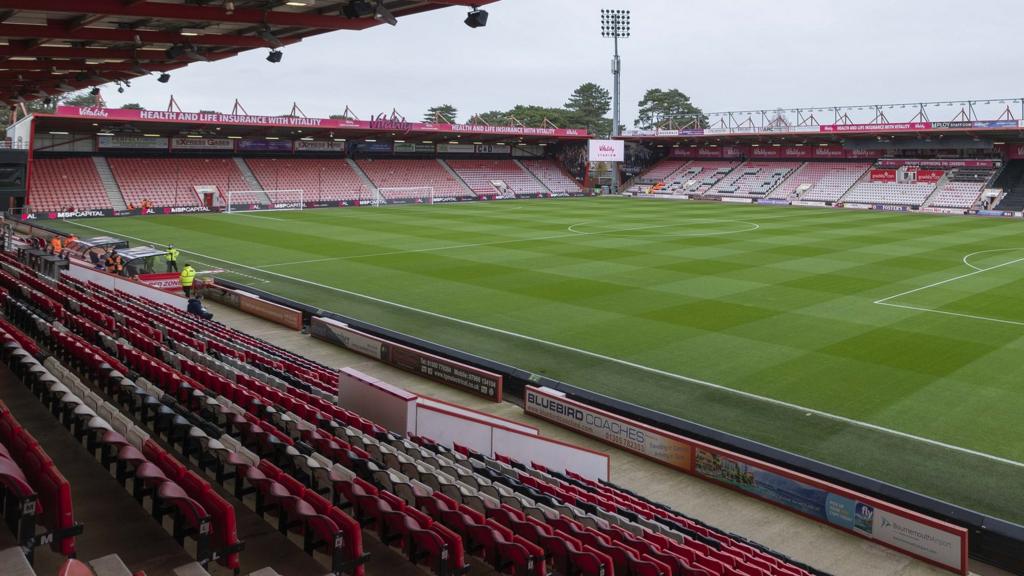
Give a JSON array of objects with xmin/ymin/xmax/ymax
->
[{"xmin": 98, "ymin": 0, "xmax": 1024, "ymax": 126}]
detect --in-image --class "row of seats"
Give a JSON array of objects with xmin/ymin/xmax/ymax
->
[
  {"xmin": 357, "ymin": 159, "xmax": 472, "ymax": 200},
  {"xmin": 27, "ymin": 158, "xmax": 111, "ymax": 212},
  {"xmin": 662, "ymin": 162, "xmax": 741, "ymax": 195},
  {"xmin": 519, "ymin": 159, "xmax": 582, "ymax": 194},
  {"xmin": 705, "ymin": 162, "xmax": 801, "ymax": 198},
  {"xmin": 28, "ymin": 155, "xmax": 585, "ymax": 210},
  {"xmin": 925, "ymin": 167, "xmax": 996, "ymax": 209},
  {"xmin": 246, "ymin": 159, "xmax": 371, "ymax": 202},
  {"xmin": 840, "ymin": 181, "xmax": 935, "ymax": 206},
  {"xmin": 10, "ymin": 261, "xmax": 612, "ymax": 576},
  {"xmin": 769, "ymin": 163, "xmax": 872, "ymax": 202},
  {"xmin": 0, "ymin": 277, "xmax": 230, "ymax": 570},
  {"xmin": 446, "ymin": 159, "xmax": 546, "ymax": 196},
  {"xmin": 107, "ymin": 158, "xmax": 244, "ymax": 208},
  {"xmin": 0, "ymin": 397, "xmax": 78, "ymax": 561}
]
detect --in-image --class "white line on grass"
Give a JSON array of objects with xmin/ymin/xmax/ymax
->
[
  {"xmin": 259, "ymin": 218, "xmax": 761, "ymax": 269},
  {"xmin": 566, "ymin": 219, "xmax": 760, "ymax": 236},
  {"xmin": 876, "ymin": 301, "xmax": 1024, "ymax": 327},
  {"xmin": 60, "ymin": 218, "xmax": 1024, "ymax": 470},
  {"xmin": 874, "ymin": 256, "xmax": 1024, "ymax": 305},
  {"xmin": 226, "ymin": 213, "xmax": 289, "ymax": 222},
  {"xmin": 961, "ymin": 247, "xmax": 1024, "ymax": 271}
]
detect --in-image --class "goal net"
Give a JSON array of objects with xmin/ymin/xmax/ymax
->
[
  {"xmin": 225, "ymin": 189, "xmax": 305, "ymax": 213},
  {"xmin": 375, "ymin": 187, "xmax": 435, "ymax": 206}
]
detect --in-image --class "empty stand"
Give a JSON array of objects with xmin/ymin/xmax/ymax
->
[
  {"xmin": 639, "ymin": 159, "xmax": 690, "ymax": 182},
  {"xmin": 28, "ymin": 158, "xmax": 112, "ymax": 212},
  {"xmin": 769, "ymin": 162, "xmax": 872, "ymax": 201},
  {"xmin": 355, "ymin": 159, "xmax": 470, "ymax": 200},
  {"xmin": 246, "ymin": 159, "xmax": 370, "ymax": 202},
  {"xmin": 520, "ymin": 159, "xmax": 582, "ymax": 194},
  {"xmin": 107, "ymin": 158, "xmax": 250, "ymax": 208},
  {"xmin": 446, "ymin": 159, "xmax": 546, "ymax": 196},
  {"xmin": 926, "ymin": 167, "xmax": 996, "ymax": 209},
  {"xmin": 706, "ymin": 162, "xmax": 802, "ymax": 198},
  {"xmin": 662, "ymin": 161, "xmax": 741, "ymax": 196}
]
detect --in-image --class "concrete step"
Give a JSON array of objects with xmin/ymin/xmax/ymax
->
[{"xmin": 92, "ymin": 157, "xmax": 127, "ymax": 210}]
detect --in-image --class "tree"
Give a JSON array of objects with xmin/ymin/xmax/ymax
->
[
  {"xmin": 635, "ymin": 88, "xmax": 705, "ymax": 130},
  {"xmin": 566, "ymin": 83, "xmax": 610, "ymax": 123},
  {"xmin": 470, "ymin": 110, "xmax": 508, "ymax": 125},
  {"xmin": 2, "ymin": 90, "xmax": 95, "ymax": 126},
  {"xmin": 424, "ymin": 104, "xmax": 457, "ymax": 123},
  {"xmin": 121, "ymin": 103, "xmax": 144, "ymax": 110},
  {"xmin": 62, "ymin": 91, "xmax": 101, "ymax": 107}
]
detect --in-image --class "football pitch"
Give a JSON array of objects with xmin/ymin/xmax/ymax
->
[{"xmin": 54, "ymin": 197, "xmax": 1024, "ymax": 523}]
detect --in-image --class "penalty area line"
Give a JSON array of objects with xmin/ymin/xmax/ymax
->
[{"xmin": 59, "ymin": 219, "xmax": 1024, "ymax": 471}]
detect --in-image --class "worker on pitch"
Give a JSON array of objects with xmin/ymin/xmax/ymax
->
[{"xmin": 166, "ymin": 243, "xmax": 180, "ymax": 272}]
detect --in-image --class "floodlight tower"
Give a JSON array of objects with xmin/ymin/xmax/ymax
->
[{"xmin": 601, "ymin": 9, "xmax": 629, "ymax": 138}]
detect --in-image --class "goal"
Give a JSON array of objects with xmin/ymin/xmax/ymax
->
[
  {"xmin": 375, "ymin": 187, "xmax": 435, "ymax": 206},
  {"xmin": 225, "ymin": 189, "xmax": 305, "ymax": 213}
]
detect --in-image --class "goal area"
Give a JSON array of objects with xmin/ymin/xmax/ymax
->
[
  {"xmin": 225, "ymin": 189, "xmax": 305, "ymax": 213},
  {"xmin": 375, "ymin": 186, "xmax": 435, "ymax": 206}
]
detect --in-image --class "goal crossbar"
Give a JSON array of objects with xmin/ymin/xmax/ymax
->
[
  {"xmin": 225, "ymin": 189, "xmax": 305, "ymax": 213},
  {"xmin": 375, "ymin": 186, "xmax": 435, "ymax": 206}
]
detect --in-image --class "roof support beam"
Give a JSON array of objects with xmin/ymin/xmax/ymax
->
[
  {"xmin": 0, "ymin": 23, "xmax": 276, "ymax": 48},
  {"xmin": 0, "ymin": 0, "xmax": 377, "ymax": 30},
  {"xmin": 0, "ymin": 45, "xmax": 167, "ymax": 60}
]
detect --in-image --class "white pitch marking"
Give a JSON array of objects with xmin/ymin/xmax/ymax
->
[
  {"xmin": 58, "ymin": 218, "xmax": 1024, "ymax": 470},
  {"xmin": 874, "ymin": 256, "xmax": 1024, "ymax": 305},
  {"xmin": 876, "ymin": 301, "xmax": 1024, "ymax": 327},
  {"xmin": 259, "ymin": 218, "xmax": 761, "ymax": 269},
  {"xmin": 228, "ymin": 213, "xmax": 289, "ymax": 222},
  {"xmin": 565, "ymin": 219, "xmax": 761, "ymax": 237},
  {"xmin": 961, "ymin": 247, "xmax": 1024, "ymax": 271}
]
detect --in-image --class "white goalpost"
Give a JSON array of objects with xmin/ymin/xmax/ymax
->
[
  {"xmin": 374, "ymin": 186, "xmax": 435, "ymax": 206},
  {"xmin": 225, "ymin": 189, "xmax": 305, "ymax": 213}
]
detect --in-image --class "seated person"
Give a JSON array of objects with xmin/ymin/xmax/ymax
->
[
  {"xmin": 187, "ymin": 296, "xmax": 213, "ymax": 320},
  {"xmin": 89, "ymin": 251, "xmax": 102, "ymax": 269}
]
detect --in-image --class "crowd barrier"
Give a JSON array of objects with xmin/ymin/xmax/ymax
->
[
  {"xmin": 525, "ymin": 386, "xmax": 968, "ymax": 574},
  {"xmin": 338, "ymin": 367, "xmax": 609, "ymax": 480}
]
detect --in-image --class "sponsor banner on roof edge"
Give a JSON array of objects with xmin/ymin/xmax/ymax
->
[
  {"xmin": 294, "ymin": 140, "xmax": 346, "ymax": 152},
  {"xmin": 170, "ymin": 137, "xmax": 233, "ymax": 150},
  {"xmin": 53, "ymin": 106, "xmax": 589, "ymax": 137},
  {"xmin": 524, "ymin": 385, "xmax": 966, "ymax": 574},
  {"xmin": 876, "ymin": 159, "xmax": 997, "ymax": 169},
  {"xmin": 820, "ymin": 122, "xmax": 932, "ymax": 133},
  {"xmin": 98, "ymin": 135, "xmax": 168, "ymax": 149}
]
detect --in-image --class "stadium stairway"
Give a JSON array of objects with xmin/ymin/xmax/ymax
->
[
  {"xmin": 232, "ymin": 159, "xmax": 270, "ymax": 205},
  {"xmin": 346, "ymin": 159, "xmax": 381, "ymax": 199},
  {"xmin": 513, "ymin": 159, "xmax": 553, "ymax": 194},
  {"xmin": 994, "ymin": 160, "xmax": 1024, "ymax": 211},
  {"xmin": 436, "ymin": 159, "xmax": 475, "ymax": 197},
  {"xmin": 91, "ymin": 158, "xmax": 127, "ymax": 211}
]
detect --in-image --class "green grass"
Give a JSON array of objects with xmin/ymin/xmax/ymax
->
[{"xmin": 53, "ymin": 198, "xmax": 1024, "ymax": 523}]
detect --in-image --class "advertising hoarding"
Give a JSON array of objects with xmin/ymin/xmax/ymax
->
[{"xmin": 588, "ymin": 139, "xmax": 625, "ymax": 162}]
